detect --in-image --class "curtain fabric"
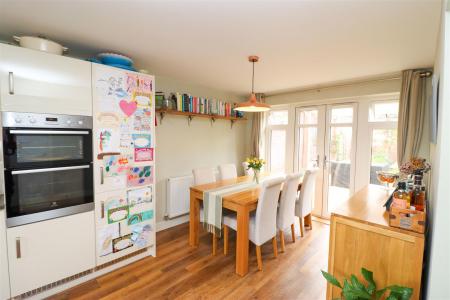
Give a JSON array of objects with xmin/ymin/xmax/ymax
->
[
  {"xmin": 250, "ymin": 93, "xmax": 265, "ymax": 157},
  {"xmin": 397, "ymin": 69, "xmax": 430, "ymax": 165}
]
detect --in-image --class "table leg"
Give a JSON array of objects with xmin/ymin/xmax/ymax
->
[
  {"xmin": 189, "ymin": 191, "xmax": 200, "ymax": 247},
  {"xmin": 236, "ymin": 205, "xmax": 250, "ymax": 276}
]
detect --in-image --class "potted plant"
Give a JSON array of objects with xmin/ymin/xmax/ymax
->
[
  {"xmin": 245, "ymin": 157, "xmax": 265, "ymax": 183},
  {"xmin": 322, "ymin": 268, "xmax": 413, "ymax": 300}
]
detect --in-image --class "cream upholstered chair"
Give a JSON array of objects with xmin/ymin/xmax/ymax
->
[
  {"xmin": 192, "ymin": 168, "xmax": 217, "ymax": 254},
  {"xmin": 242, "ymin": 162, "xmax": 254, "ymax": 176},
  {"xmin": 295, "ymin": 169, "xmax": 318, "ymax": 237},
  {"xmin": 223, "ymin": 176, "xmax": 284, "ymax": 271},
  {"xmin": 218, "ymin": 164, "xmax": 237, "ymax": 180},
  {"xmin": 277, "ymin": 173, "xmax": 302, "ymax": 252}
]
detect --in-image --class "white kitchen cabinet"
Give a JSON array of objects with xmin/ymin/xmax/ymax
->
[
  {"xmin": 6, "ymin": 212, "xmax": 95, "ymax": 297},
  {"xmin": 0, "ymin": 44, "xmax": 92, "ymax": 116}
]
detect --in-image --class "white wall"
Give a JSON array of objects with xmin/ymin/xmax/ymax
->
[
  {"xmin": 426, "ymin": 1, "xmax": 450, "ymax": 298},
  {"xmin": 154, "ymin": 75, "xmax": 249, "ymax": 227}
]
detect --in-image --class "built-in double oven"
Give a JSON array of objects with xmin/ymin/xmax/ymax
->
[{"xmin": 2, "ymin": 112, "xmax": 94, "ymax": 227}]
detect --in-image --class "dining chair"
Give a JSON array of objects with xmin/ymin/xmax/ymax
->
[
  {"xmin": 242, "ymin": 162, "xmax": 254, "ymax": 176},
  {"xmin": 223, "ymin": 176, "xmax": 285, "ymax": 271},
  {"xmin": 277, "ymin": 173, "xmax": 302, "ymax": 252},
  {"xmin": 218, "ymin": 164, "xmax": 237, "ymax": 180},
  {"xmin": 192, "ymin": 167, "xmax": 218, "ymax": 254},
  {"xmin": 295, "ymin": 168, "xmax": 318, "ymax": 237}
]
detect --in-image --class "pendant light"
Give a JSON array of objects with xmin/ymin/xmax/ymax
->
[{"xmin": 235, "ymin": 56, "xmax": 271, "ymax": 112}]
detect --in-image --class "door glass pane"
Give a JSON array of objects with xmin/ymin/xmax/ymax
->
[
  {"xmin": 298, "ymin": 127, "xmax": 318, "ymax": 169},
  {"xmin": 328, "ymin": 126, "xmax": 352, "ymax": 211},
  {"xmin": 299, "ymin": 110, "xmax": 318, "ymax": 125},
  {"xmin": 270, "ymin": 130, "xmax": 286, "ymax": 173},
  {"xmin": 370, "ymin": 129, "xmax": 398, "ymax": 184},
  {"xmin": 268, "ymin": 110, "xmax": 288, "ymax": 125},
  {"xmin": 369, "ymin": 101, "xmax": 399, "ymax": 122},
  {"xmin": 16, "ymin": 134, "xmax": 85, "ymax": 163},
  {"xmin": 331, "ymin": 107, "xmax": 353, "ymax": 124}
]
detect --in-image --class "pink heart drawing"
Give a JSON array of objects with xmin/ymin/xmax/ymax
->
[{"xmin": 119, "ymin": 100, "xmax": 137, "ymax": 117}]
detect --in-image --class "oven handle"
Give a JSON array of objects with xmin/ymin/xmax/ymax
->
[
  {"xmin": 9, "ymin": 130, "xmax": 90, "ymax": 135},
  {"xmin": 11, "ymin": 165, "xmax": 90, "ymax": 175}
]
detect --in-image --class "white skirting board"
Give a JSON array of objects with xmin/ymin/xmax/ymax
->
[{"xmin": 156, "ymin": 215, "xmax": 189, "ymax": 232}]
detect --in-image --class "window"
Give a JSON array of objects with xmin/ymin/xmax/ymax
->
[
  {"xmin": 266, "ymin": 109, "xmax": 289, "ymax": 173},
  {"xmin": 369, "ymin": 101, "xmax": 399, "ymax": 185}
]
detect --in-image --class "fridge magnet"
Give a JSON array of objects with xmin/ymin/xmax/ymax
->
[
  {"xmin": 128, "ymin": 187, "xmax": 152, "ymax": 206},
  {"xmin": 98, "ymin": 225, "xmax": 120, "ymax": 256},
  {"xmin": 130, "ymin": 224, "xmax": 152, "ymax": 248},
  {"xmin": 112, "ymin": 233, "xmax": 133, "ymax": 253},
  {"xmin": 119, "ymin": 99, "xmax": 137, "ymax": 117},
  {"xmin": 133, "ymin": 108, "xmax": 152, "ymax": 131},
  {"xmin": 103, "ymin": 155, "xmax": 129, "ymax": 177},
  {"xmin": 98, "ymin": 128, "xmax": 120, "ymax": 153},
  {"xmin": 135, "ymin": 148, "xmax": 153, "ymax": 162},
  {"xmin": 127, "ymin": 209, "xmax": 154, "ymax": 226},
  {"xmin": 107, "ymin": 205, "xmax": 130, "ymax": 224},
  {"xmin": 127, "ymin": 165, "xmax": 153, "ymax": 187}
]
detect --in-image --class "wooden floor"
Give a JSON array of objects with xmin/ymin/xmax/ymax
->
[{"xmin": 49, "ymin": 220, "xmax": 329, "ymax": 300}]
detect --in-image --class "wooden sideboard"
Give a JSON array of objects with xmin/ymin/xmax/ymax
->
[{"xmin": 327, "ymin": 185, "xmax": 425, "ymax": 300}]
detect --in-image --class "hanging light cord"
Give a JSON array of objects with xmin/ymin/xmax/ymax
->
[{"xmin": 251, "ymin": 61, "xmax": 255, "ymax": 93}]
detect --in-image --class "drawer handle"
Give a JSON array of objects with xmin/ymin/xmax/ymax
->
[
  {"xmin": 101, "ymin": 201, "xmax": 105, "ymax": 219},
  {"xmin": 0, "ymin": 194, "xmax": 5, "ymax": 211},
  {"xmin": 16, "ymin": 238, "xmax": 21, "ymax": 259},
  {"xmin": 8, "ymin": 72, "xmax": 14, "ymax": 95},
  {"xmin": 100, "ymin": 166, "xmax": 104, "ymax": 184}
]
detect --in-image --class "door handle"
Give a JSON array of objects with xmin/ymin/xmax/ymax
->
[
  {"xmin": 8, "ymin": 72, "xmax": 14, "ymax": 95},
  {"xmin": 323, "ymin": 155, "xmax": 328, "ymax": 167},
  {"xmin": 100, "ymin": 166, "xmax": 104, "ymax": 184},
  {"xmin": 0, "ymin": 194, "xmax": 4, "ymax": 210},
  {"xmin": 101, "ymin": 201, "xmax": 105, "ymax": 219},
  {"xmin": 16, "ymin": 238, "xmax": 21, "ymax": 259}
]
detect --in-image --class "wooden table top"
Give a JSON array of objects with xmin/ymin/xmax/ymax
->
[{"xmin": 331, "ymin": 184, "xmax": 424, "ymax": 238}]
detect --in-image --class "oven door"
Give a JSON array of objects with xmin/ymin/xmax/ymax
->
[
  {"xmin": 3, "ymin": 128, "xmax": 92, "ymax": 169},
  {"xmin": 5, "ymin": 164, "xmax": 94, "ymax": 227}
]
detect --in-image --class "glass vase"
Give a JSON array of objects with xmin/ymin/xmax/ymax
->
[{"xmin": 253, "ymin": 169, "xmax": 260, "ymax": 184}]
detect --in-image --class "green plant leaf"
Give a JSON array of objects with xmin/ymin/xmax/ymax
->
[
  {"xmin": 386, "ymin": 295, "xmax": 398, "ymax": 300},
  {"xmin": 361, "ymin": 268, "xmax": 376, "ymax": 294},
  {"xmin": 386, "ymin": 285, "xmax": 413, "ymax": 300},
  {"xmin": 375, "ymin": 288, "xmax": 387, "ymax": 300},
  {"xmin": 321, "ymin": 270, "xmax": 342, "ymax": 289},
  {"xmin": 342, "ymin": 279, "xmax": 372, "ymax": 300}
]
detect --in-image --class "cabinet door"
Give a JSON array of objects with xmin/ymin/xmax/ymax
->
[
  {"xmin": 0, "ymin": 44, "xmax": 92, "ymax": 115},
  {"xmin": 6, "ymin": 212, "xmax": 95, "ymax": 296},
  {"xmin": 95, "ymin": 189, "xmax": 154, "ymax": 266}
]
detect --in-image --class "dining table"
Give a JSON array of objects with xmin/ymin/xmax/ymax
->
[{"xmin": 189, "ymin": 174, "xmax": 306, "ymax": 276}]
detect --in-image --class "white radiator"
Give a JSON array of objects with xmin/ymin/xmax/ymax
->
[{"xmin": 166, "ymin": 175, "xmax": 194, "ymax": 219}]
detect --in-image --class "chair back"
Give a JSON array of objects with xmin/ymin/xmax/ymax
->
[
  {"xmin": 277, "ymin": 173, "xmax": 302, "ymax": 230},
  {"xmin": 192, "ymin": 168, "xmax": 216, "ymax": 185},
  {"xmin": 253, "ymin": 176, "xmax": 284, "ymax": 245},
  {"xmin": 296, "ymin": 168, "xmax": 318, "ymax": 217},
  {"xmin": 242, "ymin": 162, "xmax": 254, "ymax": 176},
  {"xmin": 219, "ymin": 164, "xmax": 237, "ymax": 180}
]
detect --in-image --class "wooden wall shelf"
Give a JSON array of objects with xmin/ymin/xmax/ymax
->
[{"xmin": 156, "ymin": 109, "xmax": 247, "ymax": 128}]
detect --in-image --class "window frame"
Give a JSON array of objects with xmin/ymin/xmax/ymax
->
[{"xmin": 264, "ymin": 106, "xmax": 291, "ymax": 173}]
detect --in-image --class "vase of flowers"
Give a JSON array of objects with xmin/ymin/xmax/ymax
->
[
  {"xmin": 399, "ymin": 157, "xmax": 431, "ymax": 186},
  {"xmin": 246, "ymin": 157, "xmax": 265, "ymax": 184}
]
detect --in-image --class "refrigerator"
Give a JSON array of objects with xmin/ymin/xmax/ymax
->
[{"xmin": 92, "ymin": 64, "xmax": 156, "ymax": 265}]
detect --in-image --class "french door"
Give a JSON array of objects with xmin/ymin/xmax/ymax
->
[{"xmin": 294, "ymin": 103, "xmax": 358, "ymax": 218}]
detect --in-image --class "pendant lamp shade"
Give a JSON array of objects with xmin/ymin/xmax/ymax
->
[{"xmin": 235, "ymin": 56, "xmax": 271, "ymax": 112}]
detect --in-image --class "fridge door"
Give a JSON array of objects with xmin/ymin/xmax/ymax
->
[{"xmin": 95, "ymin": 188, "xmax": 154, "ymax": 266}]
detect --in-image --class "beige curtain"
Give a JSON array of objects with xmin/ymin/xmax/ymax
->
[
  {"xmin": 250, "ymin": 93, "xmax": 266, "ymax": 157},
  {"xmin": 397, "ymin": 69, "xmax": 431, "ymax": 165}
]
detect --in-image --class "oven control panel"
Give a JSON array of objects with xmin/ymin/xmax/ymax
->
[{"xmin": 2, "ymin": 112, "xmax": 92, "ymax": 129}]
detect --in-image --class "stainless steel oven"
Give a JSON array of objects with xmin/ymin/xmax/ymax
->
[{"xmin": 2, "ymin": 112, "xmax": 94, "ymax": 227}]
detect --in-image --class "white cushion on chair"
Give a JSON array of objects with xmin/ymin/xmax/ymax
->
[
  {"xmin": 224, "ymin": 177, "xmax": 284, "ymax": 246},
  {"xmin": 295, "ymin": 169, "xmax": 318, "ymax": 218},
  {"xmin": 219, "ymin": 164, "xmax": 237, "ymax": 180},
  {"xmin": 277, "ymin": 173, "xmax": 302, "ymax": 231}
]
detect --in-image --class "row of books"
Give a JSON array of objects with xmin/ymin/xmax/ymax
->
[{"xmin": 171, "ymin": 93, "xmax": 244, "ymax": 118}]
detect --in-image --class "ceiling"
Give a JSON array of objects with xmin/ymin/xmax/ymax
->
[{"xmin": 0, "ymin": 0, "xmax": 442, "ymax": 96}]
